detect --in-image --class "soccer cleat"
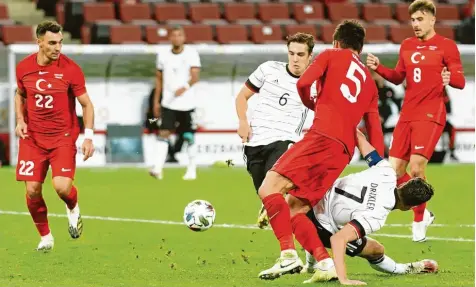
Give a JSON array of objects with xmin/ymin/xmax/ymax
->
[
  {"xmin": 182, "ymin": 168, "xmax": 196, "ymax": 181},
  {"xmin": 412, "ymin": 209, "xmax": 435, "ymax": 242},
  {"xmin": 66, "ymin": 204, "xmax": 83, "ymax": 239},
  {"xmin": 300, "ymin": 251, "xmax": 318, "ymax": 274},
  {"xmin": 256, "ymin": 204, "xmax": 269, "ymax": 229},
  {"xmin": 303, "ymin": 258, "xmax": 338, "ymax": 283},
  {"xmin": 149, "ymin": 170, "xmax": 163, "ymax": 180},
  {"xmin": 406, "ymin": 259, "xmax": 439, "ymax": 274},
  {"xmin": 303, "ymin": 258, "xmax": 337, "ymax": 284},
  {"xmin": 258, "ymin": 250, "xmax": 303, "ymax": 280},
  {"xmin": 36, "ymin": 233, "xmax": 54, "ymax": 251}
]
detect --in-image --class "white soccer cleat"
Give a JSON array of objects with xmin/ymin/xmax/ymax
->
[
  {"xmin": 303, "ymin": 258, "xmax": 338, "ymax": 283},
  {"xmin": 300, "ymin": 251, "xmax": 318, "ymax": 274},
  {"xmin": 66, "ymin": 204, "xmax": 83, "ymax": 239},
  {"xmin": 258, "ymin": 250, "xmax": 303, "ymax": 280},
  {"xmin": 406, "ymin": 259, "xmax": 439, "ymax": 274},
  {"xmin": 412, "ymin": 209, "xmax": 435, "ymax": 242},
  {"xmin": 256, "ymin": 204, "xmax": 269, "ymax": 229},
  {"xmin": 149, "ymin": 170, "xmax": 163, "ymax": 180},
  {"xmin": 182, "ymin": 168, "xmax": 197, "ymax": 181},
  {"xmin": 36, "ymin": 233, "xmax": 54, "ymax": 251}
]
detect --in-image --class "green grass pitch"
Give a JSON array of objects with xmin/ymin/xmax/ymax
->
[{"xmin": 0, "ymin": 164, "xmax": 474, "ymax": 287}]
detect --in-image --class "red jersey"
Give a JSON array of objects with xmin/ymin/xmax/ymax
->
[
  {"xmin": 16, "ymin": 53, "xmax": 86, "ymax": 146},
  {"xmin": 297, "ymin": 49, "xmax": 384, "ymax": 157},
  {"xmin": 376, "ymin": 34, "xmax": 465, "ymax": 125}
]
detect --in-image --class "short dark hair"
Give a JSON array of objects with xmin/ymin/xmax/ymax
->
[
  {"xmin": 409, "ymin": 0, "xmax": 436, "ymax": 16},
  {"xmin": 170, "ymin": 25, "xmax": 184, "ymax": 33},
  {"xmin": 333, "ymin": 20, "xmax": 366, "ymax": 53},
  {"xmin": 286, "ymin": 32, "xmax": 315, "ymax": 54},
  {"xmin": 36, "ymin": 21, "xmax": 62, "ymax": 38},
  {"xmin": 399, "ymin": 178, "xmax": 434, "ymax": 207}
]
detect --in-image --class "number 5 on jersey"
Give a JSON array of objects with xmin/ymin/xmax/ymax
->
[{"xmin": 340, "ymin": 61, "xmax": 367, "ymax": 103}]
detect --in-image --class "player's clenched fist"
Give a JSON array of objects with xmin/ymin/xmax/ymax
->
[
  {"xmin": 82, "ymin": 139, "xmax": 95, "ymax": 161},
  {"xmin": 366, "ymin": 53, "xmax": 380, "ymax": 70},
  {"xmin": 15, "ymin": 121, "xmax": 28, "ymax": 139},
  {"xmin": 441, "ymin": 67, "xmax": 451, "ymax": 86},
  {"xmin": 238, "ymin": 120, "xmax": 252, "ymax": 143}
]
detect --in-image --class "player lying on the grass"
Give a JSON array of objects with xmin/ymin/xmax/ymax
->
[
  {"xmin": 15, "ymin": 21, "xmax": 95, "ymax": 251},
  {"xmin": 366, "ymin": 0, "xmax": 465, "ymax": 242},
  {"xmin": 301, "ymin": 130, "xmax": 436, "ymax": 285},
  {"xmin": 235, "ymin": 32, "xmax": 316, "ymax": 228}
]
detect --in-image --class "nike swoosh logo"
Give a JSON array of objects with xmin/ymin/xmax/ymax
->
[
  {"xmin": 61, "ymin": 168, "xmax": 72, "ymax": 172},
  {"xmin": 415, "ymin": 146, "xmax": 424, "ymax": 150},
  {"xmin": 39, "ymin": 71, "xmax": 48, "ymax": 75},
  {"xmin": 280, "ymin": 261, "xmax": 296, "ymax": 268}
]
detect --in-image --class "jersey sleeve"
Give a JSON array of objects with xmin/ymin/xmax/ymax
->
[
  {"xmin": 443, "ymin": 39, "xmax": 465, "ymax": 89},
  {"xmin": 70, "ymin": 64, "xmax": 87, "ymax": 97},
  {"xmin": 245, "ymin": 62, "xmax": 267, "ymax": 93},
  {"xmin": 297, "ymin": 50, "xmax": 331, "ymax": 110},
  {"xmin": 15, "ymin": 64, "xmax": 25, "ymax": 94},
  {"xmin": 363, "ymin": 86, "xmax": 385, "ymax": 156},
  {"xmin": 189, "ymin": 49, "xmax": 201, "ymax": 68},
  {"xmin": 375, "ymin": 42, "xmax": 406, "ymax": 85},
  {"xmin": 156, "ymin": 52, "xmax": 163, "ymax": 71}
]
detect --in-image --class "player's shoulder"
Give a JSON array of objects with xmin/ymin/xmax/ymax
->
[
  {"xmin": 17, "ymin": 53, "xmax": 37, "ymax": 70},
  {"xmin": 184, "ymin": 45, "xmax": 199, "ymax": 56},
  {"xmin": 436, "ymin": 34, "xmax": 458, "ymax": 49},
  {"xmin": 59, "ymin": 54, "xmax": 82, "ymax": 70}
]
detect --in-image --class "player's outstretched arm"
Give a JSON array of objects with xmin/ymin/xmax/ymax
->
[
  {"xmin": 77, "ymin": 93, "xmax": 95, "ymax": 161},
  {"xmin": 363, "ymin": 91, "xmax": 385, "ymax": 156},
  {"xmin": 330, "ymin": 224, "xmax": 367, "ymax": 286},
  {"xmin": 14, "ymin": 88, "xmax": 28, "ymax": 139},
  {"xmin": 235, "ymin": 85, "xmax": 254, "ymax": 143},
  {"xmin": 367, "ymin": 52, "xmax": 405, "ymax": 85}
]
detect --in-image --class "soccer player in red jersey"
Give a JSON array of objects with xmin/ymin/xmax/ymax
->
[
  {"xmin": 257, "ymin": 20, "xmax": 384, "ymax": 285},
  {"xmin": 15, "ymin": 21, "xmax": 95, "ymax": 251},
  {"xmin": 366, "ymin": 0, "xmax": 465, "ymax": 242}
]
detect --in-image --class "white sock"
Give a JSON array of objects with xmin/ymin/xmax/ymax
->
[
  {"xmin": 369, "ymin": 255, "xmax": 409, "ymax": 274},
  {"xmin": 186, "ymin": 143, "xmax": 196, "ymax": 171},
  {"xmin": 153, "ymin": 138, "xmax": 169, "ymax": 173}
]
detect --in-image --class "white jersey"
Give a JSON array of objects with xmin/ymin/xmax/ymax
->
[
  {"xmin": 245, "ymin": 61, "xmax": 313, "ymax": 147},
  {"xmin": 156, "ymin": 46, "xmax": 201, "ymax": 111},
  {"xmin": 313, "ymin": 160, "xmax": 397, "ymax": 238}
]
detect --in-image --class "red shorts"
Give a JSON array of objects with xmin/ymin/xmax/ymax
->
[
  {"xmin": 389, "ymin": 120, "xmax": 444, "ymax": 161},
  {"xmin": 271, "ymin": 131, "xmax": 350, "ymax": 207},
  {"xmin": 16, "ymin": 137, "xmax": 77, "ymax": 183}
]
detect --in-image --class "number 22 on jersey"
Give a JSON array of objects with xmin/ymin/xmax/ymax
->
[{"xmin": 340, "ymin": 60, "xmax": 367, "ymax": 103}]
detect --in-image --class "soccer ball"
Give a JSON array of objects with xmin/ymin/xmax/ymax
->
[{"xmin": 183, "ymin": 200, "xmax": 216, "ymax": 232}]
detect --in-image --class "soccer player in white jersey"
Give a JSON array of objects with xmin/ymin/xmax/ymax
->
[
  {"xmin": 150, "ymin": 26, "xmax": 201, "ymax": 180},
  {"xmin": 302, "ymin": 130, "xmax": 436, "ymax": 285},
  {"xmin": 235, "ymin": 33, "xmax": 316, "ymax": 227}
]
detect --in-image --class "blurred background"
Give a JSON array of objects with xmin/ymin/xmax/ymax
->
[{"xmin": 0, "ymin": 0, "xmax": 473, "ymax": 168}]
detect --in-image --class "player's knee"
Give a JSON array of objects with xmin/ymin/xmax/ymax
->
[
  {"xmin": 258, "ymin": 171, "xmax": 291, "ymax": 200},
  {"xmin": 409, "ymin": 162, "xmax": 425, "ymax": 178},
  {"xmin": 25, "ymin": 182, "xmax": 42, "ymax": 198},
  {"xmin": 159, "ymin": 130, "xmax": 171, "ymax": 138},
  {"xmin": 52, "ymin": 179, "xmax": 72, "ymax": 197},
  {"xmin": 362, "ymin": 240, "xmax": 385, "ymax": 261},
  {"xmin": 288, "ymin": 198, "xmax": 310, "ymax": 218}
]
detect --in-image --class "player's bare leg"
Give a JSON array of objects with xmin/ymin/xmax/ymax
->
[
  {"xmin": 25, "ymin": 181, "xmax": 54, "ymax": 251},
  {"xmin": 287, "ymin": 196, "xmax": 337, "ymax": 283},
  {"xmin": 150, "ymin": 130, "xmax": 171, "ymax": 179},
  {"xmin": 257, "ymin": 171, "xmax": 303, "ymax": 280},
  {"xmin": 53, "ymin": 176, "xmax": 82, "ymax": 239},
  {"xmin": 408, "ymin": 154, "xmax": 435, "ymax": 242},
  {"xmin": 182, "ymin": 132, "xmax": 197, "ymax": 180},
  {"xmin": 359, "ymin": 238, "xmax": 438, "ymax": 274}
]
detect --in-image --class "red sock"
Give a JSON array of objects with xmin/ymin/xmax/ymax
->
[
  {"xmin": 397, "ymin": 173, "xmax": 411, "ymax": 187},
  {"xmin": 291, "ymin": 213, "xmax": 330, "ymax": 261},
  {"xmin": 262, "ymin": 193, "xmax": 295, "ymax": 251},
  {"xmin": 61, "ymin": 185, "xmax": 78, "ymax": 210},
  {"xmin": 26, "ymin": 195, "xmax": 50, "ymax": 236},
  {"xmin": 413, "ymin": 202, "xmax": 427, "ymax": 222}
]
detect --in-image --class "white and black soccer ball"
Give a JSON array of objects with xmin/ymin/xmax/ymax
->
[{"xmin": 183, "ymin": 200, "xmax": 216, "ymax": 232}]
